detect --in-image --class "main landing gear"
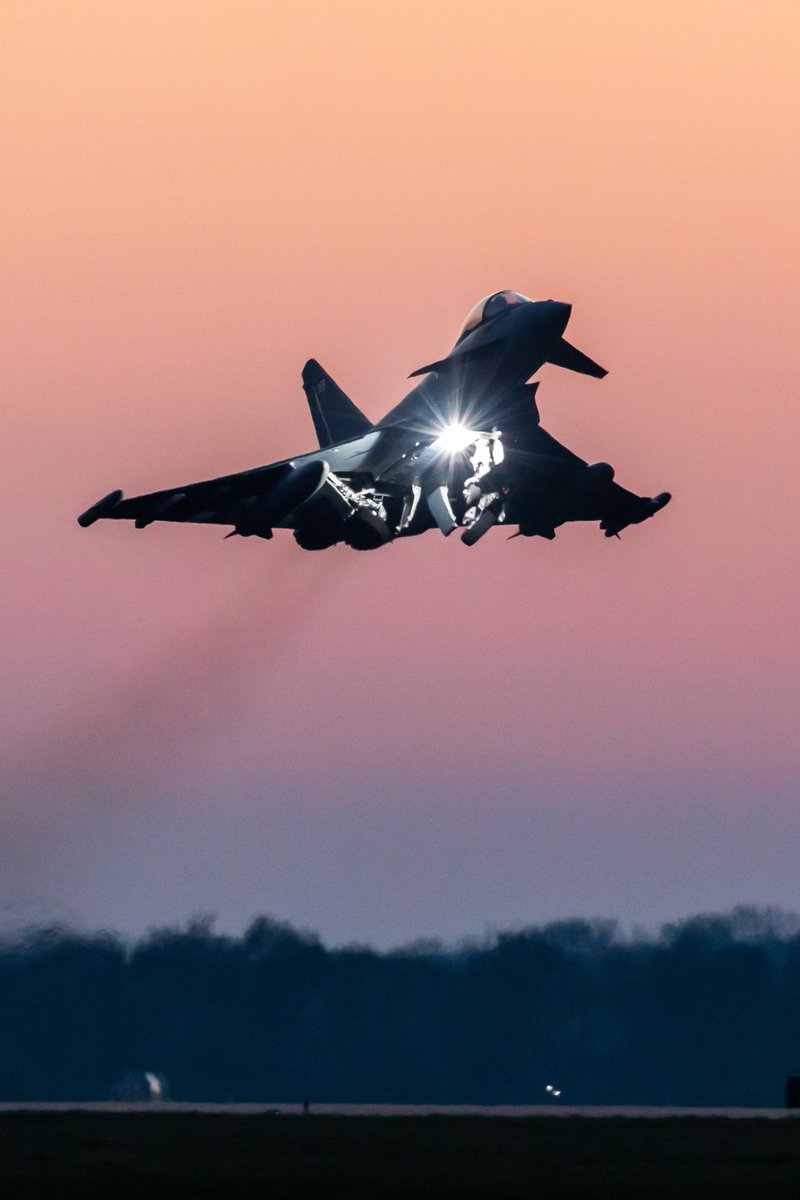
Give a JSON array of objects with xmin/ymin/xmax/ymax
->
[{"xmin": 459, "ymin": 432, "xmax": 507, "ymax": 546}]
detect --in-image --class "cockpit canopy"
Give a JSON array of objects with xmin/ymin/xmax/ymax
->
[{"xmin": 456, "ymin": 290, "xmax": 531, "ymax": 344}]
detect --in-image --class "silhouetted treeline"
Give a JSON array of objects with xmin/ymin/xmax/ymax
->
[{"xmin": 1, "ymin": 908, "xmax": 799, "ymax": 1105}]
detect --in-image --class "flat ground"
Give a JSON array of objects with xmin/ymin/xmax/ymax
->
[{"xmin": 3, "ymin": 1112, "xmax": 800, "ymax": 1198}]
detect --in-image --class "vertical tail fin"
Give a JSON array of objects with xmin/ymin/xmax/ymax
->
[{"xmin": 301, "ymin": 359, "xmax": 372, "ymax": 448}]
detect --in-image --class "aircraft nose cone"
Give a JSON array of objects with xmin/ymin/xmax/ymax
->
[
  {"xmin": 548, "ymin": 300, "xmax": 572, "ymax": 333},
  {"xmin": 523, "ymin": 300, "xmax": 572, "ymax": 338}
]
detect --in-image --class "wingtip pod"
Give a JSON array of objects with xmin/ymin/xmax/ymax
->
[{"xmin": 77, "ymin": 489, "xmax": 123, "ymax": 527}]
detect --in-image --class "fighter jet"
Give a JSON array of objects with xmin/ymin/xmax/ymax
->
[{"xmin": 77, "ymin": 291, "xmax": 671, "ymax": 550}]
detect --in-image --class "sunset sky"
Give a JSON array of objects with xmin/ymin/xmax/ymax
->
[{"xmin": 2, "ymin": 1, "xmax": 798, "ymax": 945}]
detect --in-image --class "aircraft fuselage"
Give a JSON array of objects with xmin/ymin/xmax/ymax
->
[{"xmin": 77, "ymin": 291, "xmax": 669, "ymax": 552}]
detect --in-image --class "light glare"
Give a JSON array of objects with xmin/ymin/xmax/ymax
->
[{"xmin": 434, "ymin": 424, "xmax": 475, "ymax": 455}]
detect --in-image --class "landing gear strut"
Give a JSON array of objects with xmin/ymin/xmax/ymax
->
[{"xmin": 460, "ymin": 432, "xmax": 507, "ymax": 546}]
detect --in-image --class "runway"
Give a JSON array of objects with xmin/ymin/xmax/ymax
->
[
  {"xmin": 5, "ymin": 1106, "xmax": 800, "ymax": 1198},
  {"xmin": 1, "ymin": 1101, "xmax": 796, "ymax": 1118}
]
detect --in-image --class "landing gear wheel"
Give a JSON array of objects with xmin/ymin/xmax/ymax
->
[{"xmin": 461, "ymin": 506, "xmax": 499, "ymax": 546}]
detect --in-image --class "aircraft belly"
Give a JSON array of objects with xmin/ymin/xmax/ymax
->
[
  {"xmin": 380, "ymin": 455, "xmax": 430, "ymax": 488},
  {"xmin": 291, "ymin": 430, "xmax": 382, "ymax": 473}
]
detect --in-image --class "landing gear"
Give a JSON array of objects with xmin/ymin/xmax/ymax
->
[
  {"xmin": 460, "ymin": 502, "xmax": 501, "ymax": 546},
  {"xmin": 459, "ymin": 432, "xmax": 507, "ymax": 546}
]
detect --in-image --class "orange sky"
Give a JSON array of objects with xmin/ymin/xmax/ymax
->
[{"xmin": 2, "ymin": 1, "xmax": 798, "ymax": 943}]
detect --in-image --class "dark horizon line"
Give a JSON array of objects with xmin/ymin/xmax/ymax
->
[{"xmin": 3, "ymin": 903, "xmax": 798, "ymax": 956}]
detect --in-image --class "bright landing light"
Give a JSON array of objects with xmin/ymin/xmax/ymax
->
[{"xmin": 434, "ymin": 423, "xmax": 475, "ymax": 454}]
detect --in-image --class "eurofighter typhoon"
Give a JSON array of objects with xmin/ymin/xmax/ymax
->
[{"xmin": 78, "ymin": 291, "xmax": 671, "ymax": 550}]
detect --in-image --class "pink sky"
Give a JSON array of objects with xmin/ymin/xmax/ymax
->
[{"xmin": 2, "ymin": 1, "xmax": 798, "ymax": 943}]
